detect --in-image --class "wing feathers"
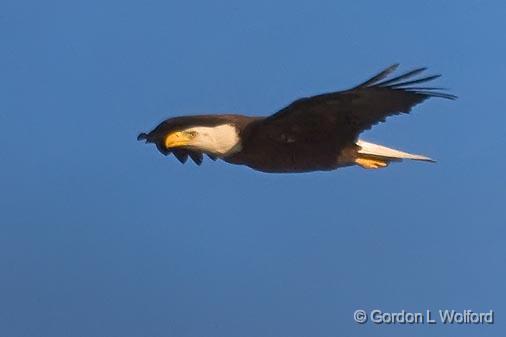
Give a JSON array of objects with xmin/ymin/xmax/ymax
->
[
  {"xmin": 388, "ymin": 74, "xmax": 442, "ymax": 88},
  {"xmin": 353, "ymin": 63, "xmax": 399, "ymax": 89},
  {"xmin": 355, "ymin": 65, "xmax": 456, "ymax": 100},
  {"xmin": 265, "ymin": 64, "xmax": 455, "ymax": 144},
  {"xmin": 172, "ymin": 150, "xmax": 189, "ymax": 164},
  {"xmin": 411, "ymin": 91, "xmax": 456, "ymax": 100},
  {"xmin": 374, "ymin": 67, "xmax": 427, "ymax": 87},
  {"xmin": 189, "ymin": 152, "xmax": 204, "ymax": 165}
]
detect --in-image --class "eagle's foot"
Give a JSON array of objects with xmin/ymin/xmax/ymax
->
[{"xmin": 355, "ymin": 157, "xmax": 389, "ymax": 169}]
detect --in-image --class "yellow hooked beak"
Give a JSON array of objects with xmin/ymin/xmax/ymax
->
[{"xmin": 164, "ymin": 131, "xmax": 195, "ymax": 149}]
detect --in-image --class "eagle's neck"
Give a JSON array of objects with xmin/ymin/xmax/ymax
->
[{"xmin": 184, "ymin": 124, "xmax": 242, "ymax": 157}]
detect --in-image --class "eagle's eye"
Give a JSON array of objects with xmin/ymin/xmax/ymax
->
[{"xmin": 185, "ymin": 130, "xmax": 197, "ymax": 137}]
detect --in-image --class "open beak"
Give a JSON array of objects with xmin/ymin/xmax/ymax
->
[{"xmin": 164, "ymin": 131, "xmax": 193, "ymax": 149}]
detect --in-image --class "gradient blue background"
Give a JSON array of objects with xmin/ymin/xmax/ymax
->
[{"xmin": 1, "ymin": 1, "xmax": 505, "ymax": 336}]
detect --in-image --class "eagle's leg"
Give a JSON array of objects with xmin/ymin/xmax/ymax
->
[{"xmin": 354, "ymin": 157, "xmax": 389, "ymax": 169}]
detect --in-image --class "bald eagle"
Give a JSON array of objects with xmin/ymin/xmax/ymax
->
[{"xmin": 138, "ymin": 64, "xmax": 455, "ymax": 173}]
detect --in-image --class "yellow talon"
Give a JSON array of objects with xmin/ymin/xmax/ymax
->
[{"xmin": 355, "ymin": 157, "xmax": 389, "ymax": 169}]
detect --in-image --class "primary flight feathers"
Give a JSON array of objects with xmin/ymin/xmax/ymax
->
[{"xmin": 138, "ymin": 64, "xmax": 455, "ymax": 173}]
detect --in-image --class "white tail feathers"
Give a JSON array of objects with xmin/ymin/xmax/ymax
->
[{"xmin": 356, "ymin": 139, "xmax": 435, "ymax": 162}]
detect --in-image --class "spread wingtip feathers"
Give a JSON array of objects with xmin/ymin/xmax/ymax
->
[{"xmin": 355, "ymin": 64, "xmax": 457, "ymax": 100}]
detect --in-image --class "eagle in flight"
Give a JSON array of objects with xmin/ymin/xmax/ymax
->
[{"xmin": 138, "ymin": 64, "xmax": 455, "ymax": 173}]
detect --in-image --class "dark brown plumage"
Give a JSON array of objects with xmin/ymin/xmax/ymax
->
[{"xmin": 138, "ymin": 64, "xmax": 455, "ymax": 173}]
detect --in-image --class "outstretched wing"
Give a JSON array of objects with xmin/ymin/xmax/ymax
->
[{"xmin": 263, "ymin": 64, "xmax": 456, "ymax": 144}]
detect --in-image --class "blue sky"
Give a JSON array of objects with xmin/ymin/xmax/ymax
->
[{"xmin": 1, "ymin": 0, "xmax": 505, "ymax": 336}]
